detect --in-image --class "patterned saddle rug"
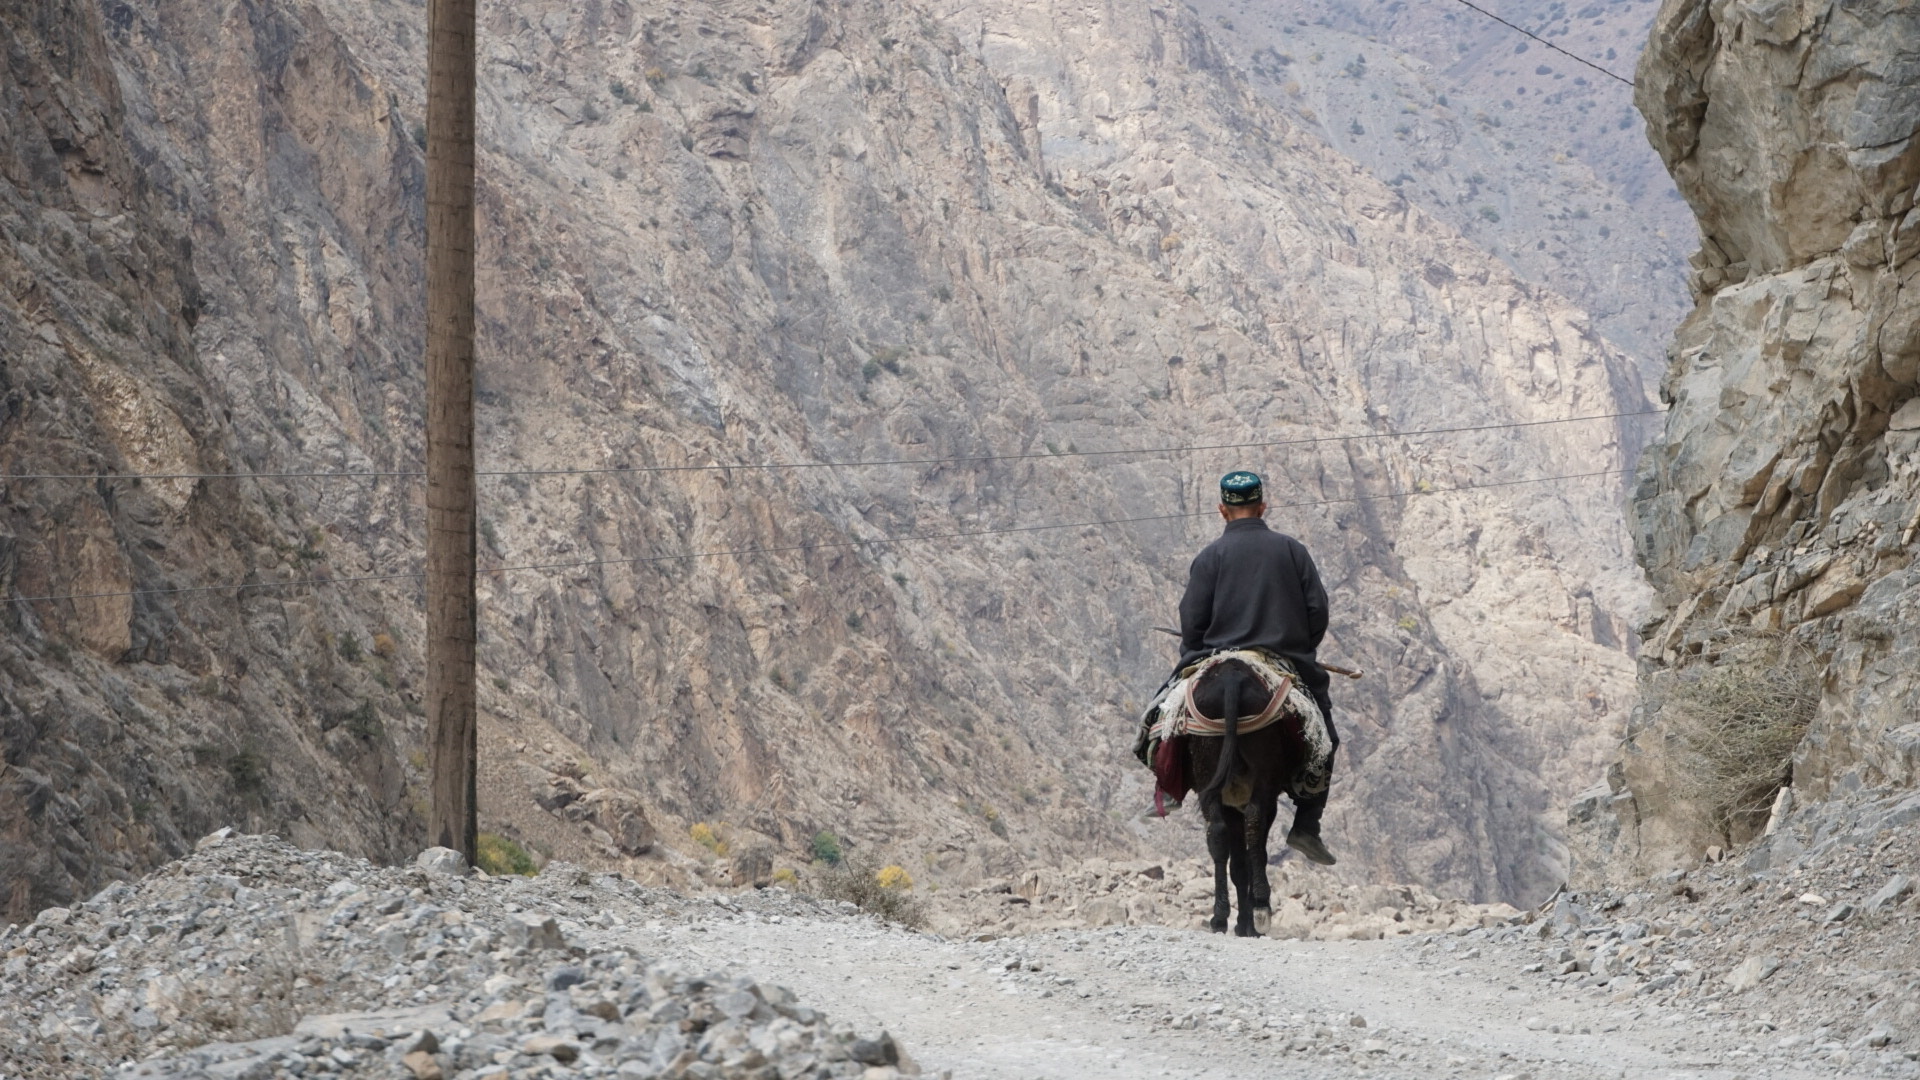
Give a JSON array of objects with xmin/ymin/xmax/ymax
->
[{"xmin": 1142, "ymin": 649, "xmax": 1334, "ymax": 814}]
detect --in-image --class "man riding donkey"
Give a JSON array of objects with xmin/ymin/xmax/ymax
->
[{"xmin": 1136, "ymin": 469, "xmax": 1340, "ymax": 867}]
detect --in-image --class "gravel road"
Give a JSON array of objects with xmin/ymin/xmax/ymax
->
[
  {"xmin": 626, "ymin": 910, "xmax": 1848, "ymax": 1080},
  {"xmin": 5, "ymin": 833, "xmax": 1908, "ymax": 1079}
]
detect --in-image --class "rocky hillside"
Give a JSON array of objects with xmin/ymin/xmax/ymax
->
[
  {"xmin": 1187, "ymin": 0, "xmax": 1696, "ymax": 366},
  {"xmin": 1576, "ymin": 0, "xmax": 1919, "ymax": 877},
  {"xmin": 2, "ymin": 0, "xmax": 1657, "ymax": 918}
]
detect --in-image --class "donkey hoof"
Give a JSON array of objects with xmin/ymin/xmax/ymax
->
[
  {"xmin": 1234, "ymin": 921, "xmax": 1260, "ymax": 938},
  {"xmin": 1209, "ymin": 917, "xmax": 1228, "ymax": 934},
  {"xmin": 1252, "ymin": 907, "xmax": 1272, "ymax": 935}
]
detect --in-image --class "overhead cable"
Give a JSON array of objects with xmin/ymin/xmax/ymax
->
[
  {"xmin": 0, "ymin": 408, "xmax": 1663, "ymax": 484},
  {"xmin": 2, "ymin": 466, "xmax": 1626, "ymax": 607},
  {"xmin": 1441, "ymin": 0, "xmax": 1636, "ymax": 87}
]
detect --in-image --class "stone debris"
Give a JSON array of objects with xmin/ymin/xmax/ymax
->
[
  {"xmin": 1869, "ymin": 875, "xmax": 1915, "ymax": 913},
  {"xmin": 0, "ymin": 834, "xmax": 921, "ymax": 1080},
  {"xmin": 417, "ymin": 848, "xmax": 470, "ymax": 876},
  {"xmin": 923, "ymin": 857, "xmax": 1520, "ymax": 941},
  {"xmin": 1492, "ymin": 788, "xmax": 1920, "ymax": 1072},
  {"xmin": 1724, "ymin": 955, "xmax": 1780, "ymax": 992}
]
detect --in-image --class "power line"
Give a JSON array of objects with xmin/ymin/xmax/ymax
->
[
  {"xmin": 476, "ymin": 466, "xmax": 1626, "ymax": 579},
  {"xmin": 2, "ymin": 568, "xmax": 425, "ymax": 606},
  {"xmin": 475, "ymin": 409, "xmax": 1660, "ymax": 480},
  {"xmin": 1442, "ymin": 0, "xmax": 1636, "ymax": 87},
  {"xmin": 2, "ymin": 466, "xmax": 1627, "ymax": 607},
  {"xmin": 0, "ymin": 408, "xmax": 1663, "ymax": 484}
]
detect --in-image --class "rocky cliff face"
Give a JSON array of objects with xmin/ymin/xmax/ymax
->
[
  {"xmin": 3, "ymin": 0, "xmax": 1656, "ymax": 917},
  {"xmin": 1187, "ymin": 0, "xmax": 1696, "ymax": 368},
  {"xmin": 1577, "ymin": 0, "xmax": 1920, "ymax": 877}
]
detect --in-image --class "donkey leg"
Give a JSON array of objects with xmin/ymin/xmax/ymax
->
[
  {"xmin": 1247, "ymin": 797, "xmax": 1278, "ymax": 936},
  {"xmin": 1224, "ymin": 805, "xmax": 1258, "ymax": 937},
  {"xmin": 1204, "ymin": 800, "xmax": 1233, "ymax": 933}
]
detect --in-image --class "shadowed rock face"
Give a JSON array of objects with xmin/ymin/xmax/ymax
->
[
  {"xmin": 1577, "ymin": 0, "xmax": 1920, "ymax": 878},
  {"xmin": 2, "ymin": 0, "xmax": 1655, "ymax": 915}
]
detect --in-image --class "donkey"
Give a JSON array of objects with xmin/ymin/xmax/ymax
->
[{"xmin": 1183, "ymin": 656, "xmax": 1302, "ymax": 936}]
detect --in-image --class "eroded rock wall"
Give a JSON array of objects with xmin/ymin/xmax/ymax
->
[
  {"xmin": 4, "ymin": 0, "xmax": 1658, "ymax": 914},
  {"xmin": 1580, "ymin": 0, "xmax": 1920, "ymax": 877},
  {"xmin": 0, "ymin": 0, "xmax": 426, "ymax": 917}
]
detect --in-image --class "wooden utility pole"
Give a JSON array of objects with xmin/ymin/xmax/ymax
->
[{"xmin": 425, "ymin": 0, "xmax": 478, "ymax": 862}]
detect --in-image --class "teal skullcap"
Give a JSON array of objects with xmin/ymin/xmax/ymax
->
[{"xmin": 1220, "ymin": 470, "xmax": 1263, "ymax": 505}]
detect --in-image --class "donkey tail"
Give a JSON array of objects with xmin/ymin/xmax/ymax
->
[{"xmin": 1200, "ymin": 677, "xmax": 1241, "ymax": 799}]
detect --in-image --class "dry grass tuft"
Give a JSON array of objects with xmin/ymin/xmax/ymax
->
[{"xmin": 1661, "ymin": 632, "xmax": 1819, "ymax": 839}]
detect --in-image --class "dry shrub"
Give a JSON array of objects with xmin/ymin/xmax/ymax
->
[
  {"xmin": 1661, "ymin": 633, "xmax": 1819, "ymax": 839},
  {"xmin": 812, "ymin": 859, "xmax": 925, "ymax": 929},
  {"xmin": 477, "ymin": 832, "xmax": 537, "ymax": 876},
  {"xmin": 690, "ymin": 822, "xmax": 729, "ymax": 856}
]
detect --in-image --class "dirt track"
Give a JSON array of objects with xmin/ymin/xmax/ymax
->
[{"xmin": 626, "ymin": 909, "xmax": 1847, "ymax": 1080}]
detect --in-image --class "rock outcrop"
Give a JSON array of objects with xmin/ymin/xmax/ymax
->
[
  {"xmin": 3, "ymin": 0, "xmax": 1658, "ymax": 916},
  {"xmin": 1577, "ymin": 0, "xmax": 1920, "ymax": 878}
]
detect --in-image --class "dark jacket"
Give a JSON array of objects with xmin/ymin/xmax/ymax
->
[{"xmin": 1177, "ymin": 517, "xmax": 1330, "ymax": 693}]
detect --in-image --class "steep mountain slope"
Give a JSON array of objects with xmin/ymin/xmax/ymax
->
[
  {"xmin": 1186, "ymin": 0, "xmax": 1694, "ymax": 367},
  {"xmin": 3, "ymin": 0, "xmax": 1654, "ymax": 917},
  {"xmin": 1575, "ymin": 0, "xmax": 1919, "ymax": 877}
]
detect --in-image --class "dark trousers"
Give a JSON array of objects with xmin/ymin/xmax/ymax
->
[{"xmin": 1291, "ymin": 686, "xmax": 1336, "ymax": 835}]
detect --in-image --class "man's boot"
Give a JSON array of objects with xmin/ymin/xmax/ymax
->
[{"xmin": 1286, "ymin": 792, "xmax": 1337, "ymax": 865}]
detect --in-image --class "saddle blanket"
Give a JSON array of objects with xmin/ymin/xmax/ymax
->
[{"xmin": 1144, "ymin": 649, "xmax": 1335, "ymax": 805}]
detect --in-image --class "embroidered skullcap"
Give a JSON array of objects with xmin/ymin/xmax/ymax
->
[{"xmin": 1220, "ymin": 470, "xmax": 1263, "ymax": 505}]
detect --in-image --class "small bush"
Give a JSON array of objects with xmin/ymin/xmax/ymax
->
[
  {"xmin": 690, "ymin": 822, "xmax": 729, "ymax": 856},
  {"xmin": 226, "ymin": 750, "xmax": 267, "ymax": 794},
  {"xmin": 337, "ymin": 633, "xmax": 363, "ymax": 662},
  {"xmin": 477, "ymin": 832, "xmax": 537, "ymax": 876},
  {"xmin": 1661, "ymin": 633, "xmax": 1819, "ymax": 839},
  {"xmin": 814, "ymin": 859, "xmax": 924, "ymax": 928},
  {"xmin": 810, "ymin": 830, "xmax": 843, "ymax": 866},
  {"xmin": 875, "ymin": 865, "xmax": 913, "ymax": 890},
  {"xmin": 371, "ymin": 632, "xmax": 397, "ymax": 659},
  {"xmin": 771, "ymin": 867, "xmax": 799, "ymax": 887}
]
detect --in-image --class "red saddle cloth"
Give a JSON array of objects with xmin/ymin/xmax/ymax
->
[{"xmin": 1152, "ymin": 735, "xmax": 1189, "ymax": 815}]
